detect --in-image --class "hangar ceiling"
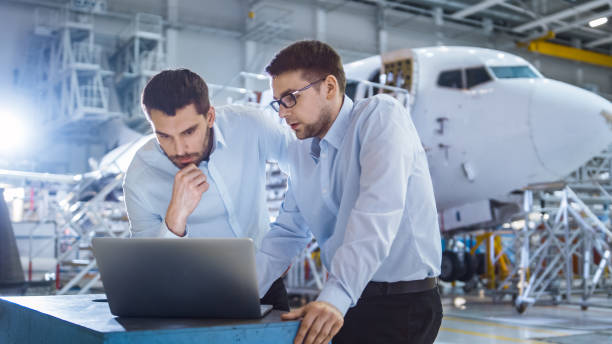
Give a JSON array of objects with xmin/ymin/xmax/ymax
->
[{"xmin": 342, "ymin": 0, "xmax": 612, "ymax": 53}]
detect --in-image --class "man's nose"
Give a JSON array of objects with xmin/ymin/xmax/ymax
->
[{"xmin": 174, "ymin": 138, "xmax": 187, "ymax": 156}]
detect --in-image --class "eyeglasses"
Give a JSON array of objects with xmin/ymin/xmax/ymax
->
[{"xmin": 269, "ymin": 78, "xmax": 326, "ymax": 112}]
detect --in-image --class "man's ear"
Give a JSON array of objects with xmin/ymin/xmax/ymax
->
[
  {"xmin": 207, "ymin": 106, "xmax": 216, "ymax": 127},
  {"xmin": 324, "ymin": 75, "xmax": 339, "ymax": 100}
]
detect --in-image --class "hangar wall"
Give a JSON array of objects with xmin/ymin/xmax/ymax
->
[
  {"xmin": 0, "ymin": 0, "xmax": 610, "ymax": 173},
  {"xmin": 2, "ymin": 0, "xmax": 610, "ymax": 90}
]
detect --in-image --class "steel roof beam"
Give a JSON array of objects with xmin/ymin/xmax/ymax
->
[
  {"xmin": 495, "ymin": 2, "xmax": 609, "ymax": 38},
  {"xmin": 585, "ymin": 35, "xmax": 612, "ymax": 48},
  {"xmin": 497, "ymin": 2, "xmax": 537, "ymax": 18},
  {"xmin": 361, "ymin": 0, "xmax": 528, "ymax": 22},
  {"xmin": 450, "ymin": 0, "xmax": 506, "ymax": 19},
  {"xmin": 513, "ymin": 0, "xmax": 612, "ymax": 32},
  {"xmin": 554, "ymin": 9, "xmax": 612, "ymax": 34}
]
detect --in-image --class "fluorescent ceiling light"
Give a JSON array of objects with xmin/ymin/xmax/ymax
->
[{"xmin": 589, "ymin": 17, "xmax": 608, "ymax": 28}]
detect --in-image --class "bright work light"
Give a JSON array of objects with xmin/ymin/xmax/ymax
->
[
  {"xmin": 0, "ymin": 111, "xmax": 27, "ymax": 154},
  {"xmin": 589, "ymin": 17, "xmax": 608, "ymax": 28}
]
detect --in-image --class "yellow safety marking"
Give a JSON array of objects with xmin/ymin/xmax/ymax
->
[
  {"xmin": 444, "ymin": 316, "xmax": 571, "ymax": 336},
  {"xmin": 440, "ymin": 327, "xmax": 551, "ymax": 344}
]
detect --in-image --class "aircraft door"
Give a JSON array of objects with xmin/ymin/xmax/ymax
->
[{"xmin": 381, "ymin": 49, "xmax": 414, "ymax": 108}]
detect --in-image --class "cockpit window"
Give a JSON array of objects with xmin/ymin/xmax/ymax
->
[
  {"xmin": 437, "ymin": 70, "xmax": 463, "ymax": 89},
  {"xmin": 490, "ymin": 66, "xmax": 538, "ymax": 79},
  {"xmin": 466, "ymin": 67, "xmax": 491, "ymax": 88}
]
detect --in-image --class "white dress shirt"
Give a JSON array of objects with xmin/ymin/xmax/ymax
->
[
  {"xmin": 124, "ymin": 104, "xmax": 294, "ymax": 248},
  {"xmin": 256, "ymin": 94, "xmax": 442, "ymax": 315}
]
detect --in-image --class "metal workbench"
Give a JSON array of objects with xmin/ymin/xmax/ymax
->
[{"xmin": 0, "ymin": 294, "xmax": 299, "ymax": 344}]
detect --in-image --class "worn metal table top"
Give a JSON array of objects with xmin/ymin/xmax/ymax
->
[{"xmin": 0, "ymin": 294, "xmax": 299, "ymax": 344}]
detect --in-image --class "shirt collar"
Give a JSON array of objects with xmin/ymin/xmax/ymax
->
[
  {"xmin": 310, "ymin": 137, "xmax": 321, "ymax": 163},
  {"xmin": 321, "ymin": 95, "xmax": 353, "ymax": 150},
  {"xmin": 212, "ymin": 122, "xmax": 226, "ymax": 149}
]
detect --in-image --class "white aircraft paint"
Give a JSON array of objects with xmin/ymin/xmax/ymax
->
[{"xmin": 344, "ymin": 46, "xmax": 612, "ymax": 230}]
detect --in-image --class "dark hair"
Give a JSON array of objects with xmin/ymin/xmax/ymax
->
[
  {"xmin": 141, "ymin": 69, "xmax": 210, "ymax": 118},
  {"xmin": 265, "ymin": 40, "xmax": 346, "ymax": 94}
]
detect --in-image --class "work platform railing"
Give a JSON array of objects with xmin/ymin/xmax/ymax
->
[
  {"xmin": 493, "ymin": 186, "xmax": 612, "ymax": 313},
  {"xmin": 437, "ymin": 144, "xmax": 612, "ymax": 314}
]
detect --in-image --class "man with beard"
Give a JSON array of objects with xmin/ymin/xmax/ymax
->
[
  {"xmin": 256, "ymin": 40, "xmax": 442, "ymax": 344},
  {"xmin": 123, "ymin": 69, "xmax": 294, "ymax": 311}
]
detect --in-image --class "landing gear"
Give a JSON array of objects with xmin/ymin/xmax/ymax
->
[{"xmin": 516, "ymin": 302, "xmax": 528, "ymax": 314}]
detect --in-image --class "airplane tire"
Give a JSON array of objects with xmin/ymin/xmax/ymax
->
[
  {"xmin": 458, "ymin": 252, "xmax": 476, "ymax": 282},
  {"xmin": 440, "ymin": 251, "xmax": 460, "ymax": 282},
  {"xmin": 516, "ymin": 302, "xmax": 528, "ymax": 314},
  {"xmin": 475, "ymin": 252, "xmax": 486, "ymax": 275}
]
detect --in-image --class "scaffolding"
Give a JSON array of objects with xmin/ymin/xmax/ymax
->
[
  {"xmin": 455, "ymin": 145, "xmax": 612, "ymax": 313},
  {"xmin": 0, "ymin": 137, "xmax": 152, "ymax": 295},
  {"xmin": 285, "ymin": 241, "xmax": 327, "ymax": 300},
  {"xmin": 243, "ymin": 4, "xmax": 292, "ymax": 44},
  {"xmin": 490, "ymin": 186, "xmax": 612, "ymax": 313},
  {"xmin": 33, "ymin": 6, "xmax": 116, "ymax": 129},
  {"xmin": 113, "ymin": 13, "xmax": 166, "ymax": 129}
]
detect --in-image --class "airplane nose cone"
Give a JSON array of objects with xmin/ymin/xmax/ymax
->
[{"xmin": 529, "ymin": 79, "xmax": 612, "ymax": 178}]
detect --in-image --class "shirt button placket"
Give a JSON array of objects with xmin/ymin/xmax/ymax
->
[{"xmin": 320, "ymin": 143, "xmax": 328, "ymax": 196}]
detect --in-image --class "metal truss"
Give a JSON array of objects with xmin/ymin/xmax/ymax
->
[
  {"xmin": 33, "ymin": 6, "xmax": 115, "ymax": 127},
  {"xmin": 0, "ymin": 146, "xmax": 142, "ymax": 295},
  {"xmin": 285, "ymin": 241, "xmax": 327, "ymax": 299},
  {"xmin": 243, "ymin": 3, "xmax": 292, "ymax": 43},
  {"xmin": 54, "ymin": 172, "xmax": 130, "ymax": 295},
  {"xmin": 25, "ymin": 8, "xmax": 169, "ymax": 135},
  {"xmin": 566, "ymin": 143, "xmax": 612, "ymax": 185},
  {"xmin": 114, "ymin": 13, "xmax": 166, "ymax": 127},
  {"xmin": 495, "ymin": 186, "xmax": 612, "ymax": 313}
]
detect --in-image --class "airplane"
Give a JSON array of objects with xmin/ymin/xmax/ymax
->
[{"xmin": 343, "ymin": 46, "xmax": 612, "ymax": 232}]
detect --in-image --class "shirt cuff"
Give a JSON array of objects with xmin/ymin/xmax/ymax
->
[
  {"xmin": 161, "ymin": 220, "xmax": 189, "ymax": 238},
  {"xmin": 316, "ymin": 279, "xmax": 353, "ymax": 316}
]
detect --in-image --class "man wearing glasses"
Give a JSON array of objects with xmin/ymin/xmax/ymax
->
[
  {"xmin": 123, "ymin": 69, "xmax": 294, "ymax": 311},
  {"xmin": 256, "ymin": 40, "xmax": 442, "ymax": 344}
]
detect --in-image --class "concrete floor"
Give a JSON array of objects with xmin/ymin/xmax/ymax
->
[{"xmin": 436, "ymin": 294, "xmax": 612, "ymax": 343}]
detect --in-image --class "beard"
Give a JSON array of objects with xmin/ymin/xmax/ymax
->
[
  {"xmin": 163, "ymin": 128, "xmax": 213, "ymax": 169},
  {"xmin": 168, "ymin": 151, "xmax": 205, "ymax": 169},
  {"xmin": 297, "ymin": 105, "xmax": 335, "ymax": 140}
]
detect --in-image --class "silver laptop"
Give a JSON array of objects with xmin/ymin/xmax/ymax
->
[{"xmin": 91, "ymin": 237, "xmax": 273, "ymax": 318}]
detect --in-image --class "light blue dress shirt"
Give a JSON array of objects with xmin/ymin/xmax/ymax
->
[
  {"xmin": 124, "ymin": 104, "xmax": 294, "ymax": 248},
  {"xmin": 256, "ymin": 94, "xmax": 442, "ymax": 315}
]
